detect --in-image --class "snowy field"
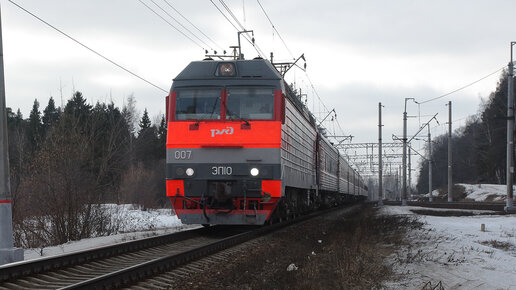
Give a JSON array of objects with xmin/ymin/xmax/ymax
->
[
  {"xmin": 23, "ymin": 205, "xmax": 200, "ymax": 261},
  {"xmin": 381, "ymin": 205, "xmax": 516, "ymax": 289},
  {"xmin": 458, "ymin": 183, "xmax": 510, "ymax": 202},
  {"xmin": 428, "ymin": 183, "xmax": 512, "ymax": 202}
]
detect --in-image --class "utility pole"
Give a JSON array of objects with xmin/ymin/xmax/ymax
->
[
  {"xmin": 408, "ymin": 146, "xmax": 411, "ymax": 200},
  {"xmin": 398, "ymin": 165, "xmax": 402, "ymax": 201},
  {"xmin": 447, "ymin": 101, "xmax": 453, "ymax": 202},
  {"xmin": 506, "ymin": 41, "xmax": 516, "ymax": 212},
  {"xmin": 0, "ymin": 4, "xmax": 23, "ymax": 265},
  {"xmin": 402, "ymin": 107, "xmax": 407, "ymax": 205},
  {"xmin": 402, "ymin": 98, "xmax": 414, "ymax": 206},
  {"xmin": 428, "ymin": 125, "xmax": 433, "ymax": 202},
  {"xmin": 378, "ymin": 102, "xmax": 383, "ymax": 206}
]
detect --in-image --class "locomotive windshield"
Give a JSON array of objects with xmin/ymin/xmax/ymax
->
[
  {"xmin": 226, "ymin": 88, "xmax": 274, "ymax": 120},
  {"xmin": 175, "ymin": 88, "xmax": 221, "ymax": 120}
]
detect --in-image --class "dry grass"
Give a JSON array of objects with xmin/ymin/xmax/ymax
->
[
  {"xmin": 480, "ymin": 240, "xmax": 513, "ymax": 251},
  {"xmin": 168, "ymin": 205, "xmax": 422, "ymax": 289}
]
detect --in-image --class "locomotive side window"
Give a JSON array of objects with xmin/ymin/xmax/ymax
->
[
  {"xmin": 175, "ymin": 88, "xmax": 221, "ymax": 120},
  {"xmin": 226, "ymin": 88, "xmax": 274, "ymax": 120}
]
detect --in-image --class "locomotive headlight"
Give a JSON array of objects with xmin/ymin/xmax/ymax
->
[
  {"xmin": 250, "ymin": 168, "xmax": 259, "ymax": 176},
  {"xmin": 186, "ymin": 168, "xmax": 195, "ymax": 176}
]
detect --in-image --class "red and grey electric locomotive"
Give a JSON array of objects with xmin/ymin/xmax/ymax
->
[{"xmin": 166, "ymin": 57, "xmax": 367, "ymax": 225}]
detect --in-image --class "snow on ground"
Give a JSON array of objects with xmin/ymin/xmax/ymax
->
[
  {"xmin": 458, "ymin": 184, "xmax": 513, "ymax": 202},
  {"xmin": 23, "ymin": 205, "xmax": 200, "ymax": 261},
  {"xmin": 380, "ymin": 205, "xmax": 516, "ymax": 289},
  {"xmin": 426, "ymin": 183, "xmax": 513, "ymax": 202}
]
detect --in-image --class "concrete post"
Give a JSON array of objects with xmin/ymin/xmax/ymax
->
[
  {"xmin": 428, "ymin": 126, "xmax": 433, "ymax": 202},
  {"xmin": 378, "ymin": 102, "xmax": 383, "ymax": 206},
  {"xmin": 408, "ymin": 146, "xmax": 411, "ymax": 200},
  {"xmin": 402, "ymin": 111, "xmax": 407, "ymax": 206},
  {"xmin": 447, "ymin": 101, "xmax": 453, "ymax": 202},
  {"xmin": 0, "ymin": 4, "xmax": 23, "ymax": 265},
  {"xmin": 506, "ymin": 42, "xmax": 516, "ymax": 212}
]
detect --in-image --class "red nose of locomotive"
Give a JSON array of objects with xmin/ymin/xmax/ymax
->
[{"xmin": 166, "ymin": 119, "xmax": 283, "ymax": 225}]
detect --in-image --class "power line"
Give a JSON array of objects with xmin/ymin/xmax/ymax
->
[
  {"xmin": 303, "ymin": 71, "xmax": 351, "ymax": 141},
  {"xmin": 162, "ymin": 0, "xmax": 223, "ymax": 51},
  {"xmin": 149, "ymin": 0, "xmax": 213, "ymax": 51},
  {"xmin": 256, "ymin": 0, "xmax": 295, "ymax": 60},
  {"xmin": 210, "ymin": 0, "xmax": 265, "ymax": 57},
  {"xmin": 210, "ymin": 0, "xmax": 240, "ymax": 33},
  {"xmin": 219, "ymin": 0, "xmax": 266, "ymax": 57},
  {"xmin": 304, "ymin": 72, "xmax": 330, "ymax": 115},
  {"xmin": 137, "ymin": 0, "xmax": 205, "ymax": 50},
  {"xmin": 219, "ymin": 0, "xmax": 245, "ymax": 31},
  {"xmin": 8, "ymin": 0, "xmax": 168, "ymax": 93},
  {"xmin": 419, "ymin": 65, "xmax": 505, "ymax": 104}
]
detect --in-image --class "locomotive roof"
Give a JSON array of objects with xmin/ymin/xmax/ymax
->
[{"xmin": 173, "ymin": 58, "xmax": 282, "ymax": 81}]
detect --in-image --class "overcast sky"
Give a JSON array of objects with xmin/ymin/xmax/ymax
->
[{"xmin": 2, "ymin": 0, "xmax": 515, "ymax": 183}]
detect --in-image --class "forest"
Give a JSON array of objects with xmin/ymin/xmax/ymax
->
[
  {"xmin": 7, "ymin": 91, "xmax": 167, "ymax": 248},
  {"xmin": 416, "ymin": 71, "xmax": 516, "ymax": 196}
]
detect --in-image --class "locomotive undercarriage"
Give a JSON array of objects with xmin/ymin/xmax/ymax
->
[
  {"xmin": 267, "ymin": 186, "xmax": 360, "ymax": 223},
  {"xmin": 268, "ymin": 187, "xmax": 315, "ymax": 223},
  {"xmin": 172, "ymin": 178, "xmax": 279, "ymax": 225}
]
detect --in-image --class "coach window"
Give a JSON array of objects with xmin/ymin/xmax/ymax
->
[
  {"xmin": 175, "ymin": 88, "xmax": 221, "ymax": 120},
  {"xmin": 226, "ymin": 88, "xmax": 274, "ymax": 120}
]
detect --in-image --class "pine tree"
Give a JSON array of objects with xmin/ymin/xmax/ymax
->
[
  {"xmin": 135, "ymin": 109, "xmax": 158, "ymax": 163},
  {"xmin": 157, "ymin": 115, "xmax": 166, "ymax": 159},
  {"xmin": 138, "ymin": 109, "xmax": 151, "ymax": 135},
  {"xmin": 15, "ymin": 109, "xmax": 23, "ymax": 124},
  {"xmin": 42, "ymin": 97, "xmax": 60, "ymax": 131},
  {"xmin": 64, "ymin": 91, "xmax": 92, "ymax": 126},
  {"xmin": 27, "ymin": 99, "xmax": 43, "ymax": 152}
]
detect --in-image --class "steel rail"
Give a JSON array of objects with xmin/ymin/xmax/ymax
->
[
  {"xmin": 59, "ymin": 205, "xmax": 356, "ymax": 289},
  {"xmin": 0, "ymin": 226, "xmax": 209, "ymax": 283}
]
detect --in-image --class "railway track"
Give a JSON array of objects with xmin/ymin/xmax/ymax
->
[
  {"xmin": 0, "ymin": 225, "xmax": 253, "ymax": 289},
  {"xmin": 0, "ymin": 205, "xmax": 356, "ymax": 289}
]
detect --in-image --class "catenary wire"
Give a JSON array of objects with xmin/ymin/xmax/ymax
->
[
  {"xmin": 419, "ymin": 65, "xmax": 506, "ymax": 104},
  {"xmin": 218, "ymin": 1, "xmax": 266, "ymax": 57},
  {"xmin": 305, "ymin": 72, "xmax": 351, "ymax": 140},
  {"xmin": 149, "ymin": 0, "xmax": 213, "ymax": 51},
  {"xmin": 138, "ymin": 0, "xmax": 205, "ymax": 50},
  {"xmin": 162, "ymin": 0, "xmax": 224, "ymax": 51},
  {"xmin": 256, "ymin": 0, "xmax": 295, "ymax": 60},
  {"xmin": 210, "ymin": 0, "xmax": 240, "ymax": 33},
  {"xmin": 249, "ymin": 3, "xmax": 342, "ymax": 136},
  {"xmin": 8, "ymin": 0, "xmax": 168, "ymax": 93},
  {"xmin": 210, "ymin": 0, "xmax": 265, "ymax": 57},
  {"xmin": 219, "ymin": 0, "xmax": 246, "ymax": 31}
]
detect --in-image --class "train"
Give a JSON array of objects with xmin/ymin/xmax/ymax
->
[{"xmin": 165, "ymin": 56, "xmax": 368, "ymax": 225}]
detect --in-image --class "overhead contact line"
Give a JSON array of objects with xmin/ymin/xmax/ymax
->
[{"xmin": 9, "ymin": 0, "xmax": 168, "ymax": 93}]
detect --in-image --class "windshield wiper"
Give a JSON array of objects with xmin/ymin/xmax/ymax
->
[
  {"xmin": 223, "ymin": 101, "xmax": 250, "ymax": 126},
  {"xmin": 226, "ymin": 108, "xmax": 250, "ymax": 126},
  {"xmin": 208, "ymin": 97, "xmax": 220, "ymax": 119}
]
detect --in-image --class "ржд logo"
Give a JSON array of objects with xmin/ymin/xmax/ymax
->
[{"xmin": 210, "ymin": 127, "xmax": 234, "ymax": 137}]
